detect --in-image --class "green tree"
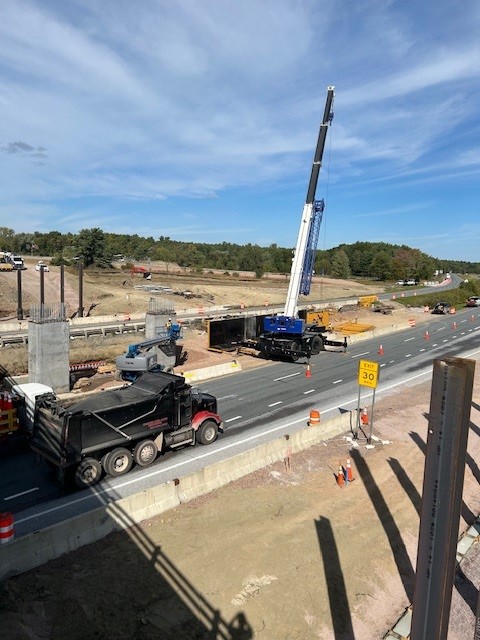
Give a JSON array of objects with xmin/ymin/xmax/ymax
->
[
  {"xmin": 370, "ymin": 251, "xmax": 393, "ymax": 280},
  {"xmin": 331, "ymin": 249, "xmax": 351, "ymax": 278},
  {"xmin": 0, "ymin": 227, "xmax": 16, "ymax": 252},
  {"xmin": 76, "ymin": 228, "xmax": 107, "ymax": 268}
]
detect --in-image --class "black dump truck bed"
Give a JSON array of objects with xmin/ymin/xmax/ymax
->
[{"xmin": 66, "ymin": 370, "xmax": 187, "ymax": 414}]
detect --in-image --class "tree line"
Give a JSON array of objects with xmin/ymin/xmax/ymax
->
[{"xmin": 0, "ymin": 226, "xmax": 477, "ymax": 281}]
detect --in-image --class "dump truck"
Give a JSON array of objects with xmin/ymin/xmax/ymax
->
[{"xmin": 30, "ymin": 370, "xmax": 223, "ymax": 488}]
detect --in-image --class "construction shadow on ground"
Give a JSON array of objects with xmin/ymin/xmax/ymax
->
[
  {"xmin": 315, "ymin": 516, "xmax": 355, "ymax": 639},
  {"xmin": 3, "ymin": 485, "xmax": 252, "ymax": 640}
]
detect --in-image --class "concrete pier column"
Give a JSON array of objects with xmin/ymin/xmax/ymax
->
[
  {"xmin": 28, "ymin": 321, "xmax": 70, "ymax": 393},
  {"xmin": 145, "ymin": 312, "xmax": 169, "ymax": 339}
]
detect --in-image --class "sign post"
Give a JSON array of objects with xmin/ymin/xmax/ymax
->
[{"xmin": 356, "ymin": 359, "xmax": 379, "ymax": 443}]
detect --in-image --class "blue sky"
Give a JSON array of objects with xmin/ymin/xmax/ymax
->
[{"xmin": 1, "ymin": 1, "xmax": 479, "ymax": 262}]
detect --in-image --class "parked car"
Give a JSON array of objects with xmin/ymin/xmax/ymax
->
[
  {"xmin": 432, "ymin": 302, "xmax": 451, "ymax": 315},
  {"xmin": 35, "ymin": 261, "xmax": 49, "ymax": 272},
  {"xmin": 466, "ymin": 296, "xmax": 480, "ymax": 307}
]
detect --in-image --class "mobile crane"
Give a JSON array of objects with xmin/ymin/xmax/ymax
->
[{"xmin": 245, "ymin": 86, "xmax": 347, "ymax": 361}]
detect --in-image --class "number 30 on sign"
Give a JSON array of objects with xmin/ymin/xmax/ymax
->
[{"xmin": 358, "ymin": 359, "xmax": 379, "ymax": 388}]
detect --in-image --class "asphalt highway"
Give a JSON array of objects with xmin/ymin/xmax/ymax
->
[{"xmin": 2, "ymin": 302, "xmax": 480, "ymax": 537}]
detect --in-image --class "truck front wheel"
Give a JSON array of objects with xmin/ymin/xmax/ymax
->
[
  {"xmin": 75, "ymin": 457, "xmax": 102, "ymax": 488},
  {"xmin": 133, "ymin": 440, "xmax": 158, "ymax": 467},
  {"xmin": 197, "ymin": 420, "xmax": 218, "ymax": 445},
  {"xmin": 289, "ymin": 341, "xmax": 301, "ymax": 362},
  {"xmin": 103, "ymin": 447, "xmax": 133, "ymax": 477},
  {"xmin": 310, "ymin": 336, "xmax": 322, "ymax": 355}
]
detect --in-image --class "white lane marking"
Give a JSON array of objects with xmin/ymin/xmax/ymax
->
[
  {"xmin": 4, "ymin": 487, "xmax": 39, "ymax": 501},
  {"xmin": 442, "ymin": 339, "xmax": 448, "ymax": 343},
  {"xmin": 273, "ymin": 372, "xmax": 301, "ymax": 381},
  {"xmin": 438, "ymin": 326, "xmax": 445, "ymax": 330},
  {"xmin": 303, "ymin": 390, "xmax": 315, "ymax": 395},
  {"xmin": 351, "ymin": 351, "xmax": 370, "ymax": 358},
  {"xmin": 389, "ymin": 360, "xmax": 395, "ymax": 364},
  {"xmin": 19, "ymin": 348, "xmax": 480, "ymax": 526},
  {"xmin": 380, "ymin": 363, "xmax": 386, "ymax": 367},
  {"xmin": 405, "ymin": 354, "xmax": 412, "ymax": 358},
  {"xmin": 333, "ymin": 379, "xmax": 342, "ymax": 385},
  {"xmin": 225, "ymin": 416, "xmax": 242, "ymax": 423},
  {"xmin": 268, "ymin": 401, "xmax": 282, "ymax": 407},
  {"xmin": 404, "ymin": 337, "xmax": 415, "ymax": 342},
  {"xmin": 217, "ymin": 394, "xmax": 237, "ymax": 401},
  {"xmin": 420, "ymin": 348, "xmax": 426, "ymax": 352},
  {"xmin": 432, "ymin": 343, "xmax": 438, "ymax": 346}
]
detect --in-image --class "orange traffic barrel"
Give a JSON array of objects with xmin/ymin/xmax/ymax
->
[
  {"xmin": 308, "ymin": 410, "xmax": 320, "ymax": 425},
  {"xmin": 0, "ymin": 512, "xmax": 14, "ymax": 544}
]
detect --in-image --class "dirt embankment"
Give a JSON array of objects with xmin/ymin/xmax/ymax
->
[{"xmin": 0, "ymin": 257, "xmax": 386, "ymax": 320}]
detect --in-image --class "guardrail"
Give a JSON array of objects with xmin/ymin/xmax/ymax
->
[{"xmin": 0, "ymin": 321, "xmax": 146, "ymax": 347}]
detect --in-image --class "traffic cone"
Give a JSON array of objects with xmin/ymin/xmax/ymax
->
[
  {"xmin": 305, "ymin": 363, "xmax": 312, "ymax": 378},
  {"xmin": 361, "ymin": 407, "xmax": 369, "ymax": 426},
  {"xmin": 378, "ymin": 344, "xmax": 384, "ymax": 355},
  {"xmin": 345, "ymin": 458, "xmax": 355, "ymax": 483},
  {"xmin": 336, "ymin": 465, "xmax": 345, "ymax": 488},
  {"xmin": 424, "ymin": 330, "xmax": 429, "ymax": 340},
  {"xmin": 452, "ymin": 321, "xmax": 457, "ymax": 330}
]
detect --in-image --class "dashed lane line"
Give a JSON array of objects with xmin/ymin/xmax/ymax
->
[
  {"xmin": 273, "ymin": 372, "xmax": 301, "ymax": 382},
  {"xmin": 4, "ymin": 487, "xmax": 39, "ymax": 501}
]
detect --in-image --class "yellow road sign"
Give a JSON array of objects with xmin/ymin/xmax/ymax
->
[{"xmin": 358, "ymin": 359, "xmax": 379, "ymax": 388}]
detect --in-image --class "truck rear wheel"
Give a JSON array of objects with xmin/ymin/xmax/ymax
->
[
  {"xmin": 197, "ymin": 420, "xmax": 218, "ymax": 445},
  {"xmin": 75, "ymin": 457, "xmax": 102, "ymax": 488},
  {"xmin": 103, "ymin": 447, "xmax": 133, "ymax": 477},
  {"xmin": 133, "ymin": 440, "xmax": 158, "ymax": 467}
]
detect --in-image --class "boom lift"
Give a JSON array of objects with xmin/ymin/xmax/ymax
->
[
  {"xmin": 246, "ymin": 86, "xmax": 347, "ymax": 361},
  {"xmin": 115, "ymin": 321, "xmax": 182, "ymax": 381}
]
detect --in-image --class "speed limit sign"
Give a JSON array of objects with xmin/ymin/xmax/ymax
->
[{"xmin": 358, "ymin": 359, "xmax": 379, "ymax": 388}]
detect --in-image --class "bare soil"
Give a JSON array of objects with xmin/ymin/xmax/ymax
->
[{"xmin": 2, "ymin": 366, "xmax": 480, "ymax": 640}]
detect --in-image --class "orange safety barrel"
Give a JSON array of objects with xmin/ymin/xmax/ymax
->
[
  {"xmin": 308, "ymin": 410, "xmax": 320, "ymax": 425},
  {"xmin": 0, "ymin": 512, "xmax": 14, "ymax": 544}
]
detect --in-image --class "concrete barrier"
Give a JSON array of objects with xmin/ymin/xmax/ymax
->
[
  {"xmin": 182, "ymin": 360, "xmax": 242, "ymax": 383},
  {"xmin": 0, "ymin": 409, "xmax": 355, "ymax": 581}
]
